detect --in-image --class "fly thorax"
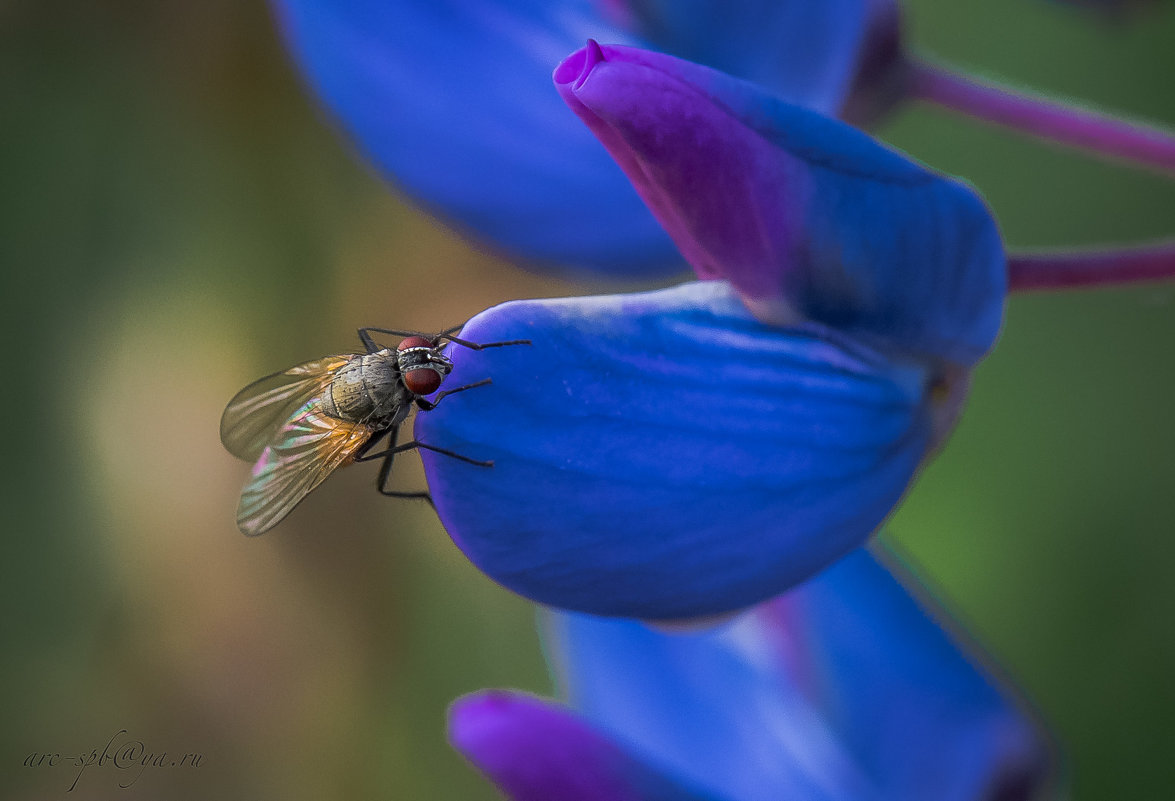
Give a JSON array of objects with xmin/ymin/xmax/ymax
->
[{"xmin": 321, "ymin": 351, "xmax": 407, "ymax": 423}]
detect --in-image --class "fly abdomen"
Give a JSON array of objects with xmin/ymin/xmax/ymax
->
[{"xmin": 320, "ymin": 351, "xmax": 409, "ymax": 424}]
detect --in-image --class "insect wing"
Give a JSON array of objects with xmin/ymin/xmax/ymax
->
[
  {"xmin": 220, "ymin": 355, "xmax": 352, "ymax": 461},
  {"xmin": 236, "ymin": 404, "xmax": 375, "ymax": 536}
]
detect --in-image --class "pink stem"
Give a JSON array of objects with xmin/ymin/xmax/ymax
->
[
  {"xmin": 908, "ymin": 59, "xmax": 1175, "ymax": 175},
  {"xmin": 1007, "ymin": 241, "xmax": 1175, "ymax": 291}
]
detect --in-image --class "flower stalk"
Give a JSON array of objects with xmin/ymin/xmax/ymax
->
[
  {"xmin": 908, "ymin": 58, "xmax": 1175, "ymax": 175},
  {"xmin": 1008, "ymin": 240, "xmax": 1175, "ymax": 291}
]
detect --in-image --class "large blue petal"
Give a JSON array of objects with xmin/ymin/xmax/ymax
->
[
  {"xmin": 545, "ymin": 547, "xmax": 1051, "ymax": 801},
  {"xmin": 449, "ymin": 691, "xmax": 727, "ymax": 801},
  {"xmin": 415, "ymin": 281, "xmax": 934, "ymax": 619},
  {"xmin": 557, "ymin": 43, "xmax": 1006, "ymax": 366},
  {"xmin": 273, "ymin": 0, "xmax": 679, "ymax": 276},
  {"xmin": 272, "ymin": 2, "xmax": 903, "ymax": 276}
]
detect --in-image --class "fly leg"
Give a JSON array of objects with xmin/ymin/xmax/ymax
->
[
  {"xmin": 358, "ymin": 326, "xmax": 438, "ymax": 352},
  {"xmin": 357, "ymin": 426, "xmax": 487, "ymax": 465},
  {"xmin": 355, "ymin": 424, "xmax": 434, "ymax": 502},
  {"xmin": 358, "ymin": 327, "xmax": 425, "ymax": 353},
  {"xmin": 432, "ymin": 323, "xmax": 530, "ymax": 347},
  {"xmin": 392, "ymin": 440, "xmax": 493, "ymax": 467},
  {"xmin": 358, "ymin": 326, "xmax": 531, "ymax": 351},
  {"xmin": 415, "ymin": 378, "xmax": 492, "ymax": 411},
  {"xmin": 438, "ymin": 334, "xmax": 531, "ymax": 350},
  {"xmin": 354, "ymin": 425, "xmax": 395, "ymax": 463},
  {"xmin": 377, "ymin": 448, "xmax": 433, "ymax": 505}
]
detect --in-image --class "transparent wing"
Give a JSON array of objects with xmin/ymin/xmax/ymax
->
[
  {"xmin": 220, "ymin": 355, "xmax": 352, "ymax": 461},
  {"xmin": 236, "ymin": 404, "xmax": 376, "ymax": 536}
]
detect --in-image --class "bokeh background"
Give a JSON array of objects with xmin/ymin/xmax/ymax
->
[{"xmin": 3, "ymin": 1, "xmax": 1173, "ymax": 798}]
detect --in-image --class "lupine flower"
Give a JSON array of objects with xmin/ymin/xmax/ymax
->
[
  {"xmin": 274, "ymin": 1, "xmax": 1175, "ymax": 278},
  {"xmin": 264, "ymin": 17, "xmax": 1175, "ymax": 619},
  {"xmin": 413, "ymin": 44, "xmax": 1001, "ymax": 619},
  {"xmin": 449, "ymin": 547, "xmax": 1052, "ymax": 801}
]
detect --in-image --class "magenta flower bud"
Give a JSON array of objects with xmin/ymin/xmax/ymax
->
[{"xmin": 554, "ymin": 42, "xmax": 1005, "ymax": 367}]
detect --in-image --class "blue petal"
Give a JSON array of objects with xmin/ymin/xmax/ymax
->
[
  {"xmin": 449, "ymin": 691, "xmax": 727, "ymax": 801},
  {"xmin": 557, "ymin": 43, "xmax": 1006, "ymax": 366},
  {"xmin": 545, "ymin": 547, "xmax": 1051, "ymax": 801},
  {"xmin": 273, "ymin": 0, "xmax": 681, "ymax": 276},
  {"xmin": 415, "ymin": 281, "xmax": 933, "ymax": 619},
  {"xmin": 777, "ymin": 549, "xmax": 1052, "ymax": 800}
]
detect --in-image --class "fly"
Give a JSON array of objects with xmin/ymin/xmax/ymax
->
[{"xmin": 220, "ymin": 326, "xmax": 529, "ymax": 536}]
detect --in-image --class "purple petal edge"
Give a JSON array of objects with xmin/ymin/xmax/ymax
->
[{"xmin": 450, "ymin": 691, "xmax": 720, "ymax": 801}]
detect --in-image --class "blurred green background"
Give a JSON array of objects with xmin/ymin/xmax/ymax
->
[{"xmin": 2, "ymin": 1, "xmax": 1172, "ymax": 799}]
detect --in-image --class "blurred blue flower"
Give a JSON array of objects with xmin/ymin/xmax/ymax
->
[
  {"xmin": 449, "ymin": 548, "xmax": 1052, "ymax": 801},
  {"xmin": 272, "ymin": 0, "xmax": 903, "ymax": 276},
  {"xmin": 413, "ymin": 44, "xmax": 1003, "ymax": 619}
]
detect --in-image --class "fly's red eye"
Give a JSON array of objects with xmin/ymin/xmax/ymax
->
[
  {"xmin": 404, "ymin": 368, "xmax": 442, "ymax": 395},
  {"xmin": 398, "ymin": 336, "xmax": 433, "ymax": 351}
]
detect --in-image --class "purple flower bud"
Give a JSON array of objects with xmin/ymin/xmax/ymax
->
[{"xmin": 554, "ymin": 42, "xmax": 1005, "ymax": 366}]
